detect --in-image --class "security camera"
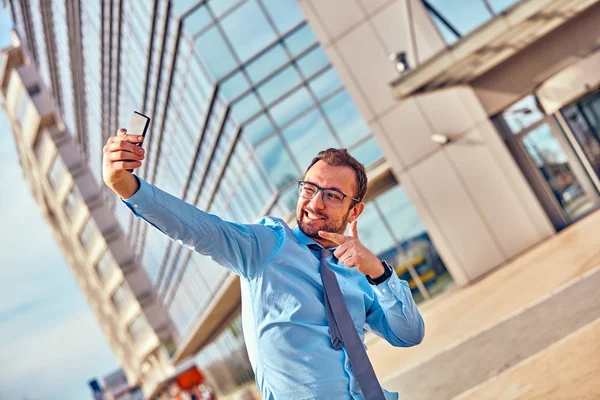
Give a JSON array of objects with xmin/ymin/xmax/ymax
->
[
  {"xmin": 389, "ymin": 51, "xmax": 410, "ymax": 73},
  {"xmin": 431, "ymin": 134, "xmax": 450, "ymax": 144}
]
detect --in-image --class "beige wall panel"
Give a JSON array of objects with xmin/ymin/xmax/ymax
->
[
  {"xmin": 371, "ymin": 1, "xmax": 416, "ymax": 68},
  {"xmin": 376, "ymin": 98, "xmax": 437, "ymax": 167},
  {"xmin": 335, "ymin": 23, "xmax": 398, "ymax": 117},
  {"xmin": 415, "ymin": 88, "xmax": 477, "ymax": 136},
  {"xmin": 444, "ymin": 126, "xmax": 548, "ymax": 259},
  {"xmin": 408, "ymin": 151, "xmax": 505, "ymax": 281},
  {"xmin": 357, "ymin": 0, "xmax": 394, "ymax": 16},
  {"xmin": 324, "ymin": 43, "xmax": 375, "ymax": 120},
  {"xmin": 296, "ymin": 1, "xmax": 331, "ymax": 47},
  {"xmin": 304, "ymin": 0, "xmax": 364, "ymax": 42}
]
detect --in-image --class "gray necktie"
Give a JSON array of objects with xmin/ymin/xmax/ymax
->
[{"xmin": 311, "ymin": 246, "xmax": 386, "ymax": 400}]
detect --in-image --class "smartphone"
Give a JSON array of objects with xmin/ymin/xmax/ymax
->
[{"xmin": 126, "ymin": 111, "xmax": 150, "ymax": 172}]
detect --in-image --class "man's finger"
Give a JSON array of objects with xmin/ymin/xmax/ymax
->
[
  {"xmin": 333, "ymin": 244, "xmax": 349, "ymax": 260},
  {"xmin": 350, "ymin": 220, "xmax": 359, "ymax": 239},
  {"xmin": 318, "ymin": 231, "xmax": 347, "ymax": 245},
  {"xmin": 118, "ymin": 128, "xmax": 127, "ymax": 137}
]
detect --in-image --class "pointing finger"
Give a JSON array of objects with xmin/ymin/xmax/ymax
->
[
  {"xmin": 318, "ymin": 231, "xmax": 347, "ymax": 245},
  {"xmin": 350, "ymin": 220, "xmax": 359, "ymax": 239}
]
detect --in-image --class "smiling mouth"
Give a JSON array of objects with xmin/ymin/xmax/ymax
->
[{"xmin": 304, "ymin": 210, "xmax": 326, "ymax": 221}]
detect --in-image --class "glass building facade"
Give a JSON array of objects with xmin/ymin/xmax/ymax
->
[{"xmin": 7, "ymin": 0, "xmax": 456, "ymax": 395}]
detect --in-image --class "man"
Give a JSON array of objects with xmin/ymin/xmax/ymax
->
[{"xmin": 103, "ymin": 129, "xmax": 424, "ymax": 400}]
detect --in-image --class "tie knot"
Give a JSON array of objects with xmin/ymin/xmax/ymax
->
[{"xmin": 308, "ymin": 244, "xmax": 330, "ymax": 259}]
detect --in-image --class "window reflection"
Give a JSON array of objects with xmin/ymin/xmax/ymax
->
[
  {"xmin": 296, "ymin": 47, "xmax": 329, "ymax": 78},
  {"xmin": 220, "ymin": 0, "xmax": 277, "ymax": 62},
  {"xmin": 308, "ymin": 68, "xmax": 342, "ymax": 100},
  {"xmin": 195, "ymin": 26, "xmax": 238, "ymax": 80},
  {"xmin": 261, "ymin": 0, "xmax": 304, "ymax": 34},
  {"xmin": 245, "ymin": 45, "xmax": 289, "ymax": 84},
  {"xmin": 183, "ymin": 5, "xmax": 212, "ymax": 38},
  {"xmin": 281, "ymin": 109, "xmax": 338, "ymax": 168},
  {"xmin": 323, "ymin": 91, "xmax": 370, "ymax": 147},
  {"xmin": 230, "ymin": 93, "xmax": 262, "ymax": 124},
  {"xmin": 269, "ymin": 87, "xmax": 314, "ymax": 128},
  {"xmin": 256, "ymin": 66, "xmax": 301, "ymax": 105},
  {"xmin": 255, "ymin": 135, "xmax": 299, "ymax": 189},
  {"xmin": 242, "ymin": 114, "xmax": 275, "ymax": 145},
  {"xmin": 284, "ymin": 24, "xmax": 317, "ymax": 57},
  {"xmin": 501, "ymin": 95, "xmax": 544, "ymax": 134},
  {"xmin": 350, "ymin": 137, "xmax": 383, "ymax": 167},
  {"xmin": 220, "ymin": 70, "xmax": 250, "ymax": 101}
]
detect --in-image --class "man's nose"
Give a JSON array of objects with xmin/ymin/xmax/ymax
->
[{"xmin": 309, "ymin": 191, "xmax": 326, "ymax": 209}]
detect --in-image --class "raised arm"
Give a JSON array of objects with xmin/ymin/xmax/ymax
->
[{"xmin": 102, "ymin": 129, "xmax": 281, "ymax": 279}]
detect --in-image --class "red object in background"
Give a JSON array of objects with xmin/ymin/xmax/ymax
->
[{"xmin": 176, "ymin": 366, "xmax": 205, "ymax": 390}]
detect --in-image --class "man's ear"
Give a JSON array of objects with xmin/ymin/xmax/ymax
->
[{"xmin": 349, "ymin": 202, "xmax": 364, "ymax": 223}]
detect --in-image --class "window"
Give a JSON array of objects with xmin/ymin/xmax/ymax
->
[
  {"xmin": 63, "ymin": 184, "xmax": 82, "ymax": 220},
  {"xmin": 255, "ymin": 134, "xmax": 299, "ymax": 189},
  {"xmin": 79, "ymin": 217, "xmax": 98, "ymax": 250},
  {"xmin": 16, "ymin": 91, "xmax": 28, "ymax": 126},
  {"xmin": 220, "ymin": 0, "xmax": 277, "ymax": 62},
  {"xmin": 48, "ymin": 155, "xmax": 67, "ymax": 189},
  {"xmin": 33, "ymin": 131, "xmax": 51, "ymax": 161},
  {"xmin": 322, "ymin": 91, "xmax": 370, "ymax": 147},
  {"xmin": 128, "ymin": 313, "xmax": 152, "ymax": 341},
  {"xmin": 195, "ymin": 26, "xmax": 238, "ymax": 80},
  {"xmin": 95, "ymin": 251, "xmax": 116, "ymax": 283},
  {"xmin": 112, "ymin": 283, "xmax": 135, "ymax": 313}
]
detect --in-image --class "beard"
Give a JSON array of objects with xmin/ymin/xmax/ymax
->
[{"xmin": 296, "ymin": 206, "xmax": 352, "ymax": 239}]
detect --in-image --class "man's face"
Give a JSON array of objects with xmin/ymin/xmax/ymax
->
[{"xmin": 296, "ymin": 161, "xmax": 363, "ymax": 246}]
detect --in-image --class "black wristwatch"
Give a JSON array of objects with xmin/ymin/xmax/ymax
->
[{"xmin": 366, "ymin": 260, "xmax": 393, "ymax": 285}]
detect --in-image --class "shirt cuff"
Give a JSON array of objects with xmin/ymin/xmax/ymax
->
[
  {"xmin": 372, "ymin": 272, "xmax": 411, "ymax": 302},
  {"xmin": 121, "ymin": 175, "xmax": 155, "ymax": 213}
]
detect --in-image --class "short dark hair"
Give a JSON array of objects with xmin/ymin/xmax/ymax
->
[{"xmin": 305, "ymin": 148, "xmax": 368, "ymax": 202}]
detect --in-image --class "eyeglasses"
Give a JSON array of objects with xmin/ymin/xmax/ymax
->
[{"xmin": 297, "ymin": 181, "xmax": 360, "ymax": 208}]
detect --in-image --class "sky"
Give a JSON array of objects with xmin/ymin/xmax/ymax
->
[{"xmin": 0, "ymin": 7, "xmax": 118, "ymax": 400}]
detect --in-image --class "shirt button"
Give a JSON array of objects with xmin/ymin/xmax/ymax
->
[
  {"xmin": 133, "ymin": 204, "xmax": 139, "ymax": 208},
  {"xmin": 382, "ymin": 288, "xmax": 387, "ymax": 293},
  {"xmin": 177, "ymin": 240, "xmax": 183, "ymax": 245},
  {"xmin": 391, "ymin": 283, "xmax": 395, "ymax": 288}
]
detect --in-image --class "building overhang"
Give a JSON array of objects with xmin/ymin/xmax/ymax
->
[
  {"xmin": 172, "ymin": 273, "xmax": 241, "ymax": 364},
  {"xmin": 391, "ymin": 0, "xmax": 600, "ymax": 99}
]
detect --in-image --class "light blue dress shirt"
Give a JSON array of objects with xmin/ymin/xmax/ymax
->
[{"xmin": 123, "ymin": 177, "xmax": 425, "ymax": 400}]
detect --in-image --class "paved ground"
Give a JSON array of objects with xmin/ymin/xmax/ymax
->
[
  {"xmin": 382, "ymin": 265, "xmax": 600, "ymax": 399},
  {"xmin": 456, "ymin": 316, "xmax": 600, "ymax": 400},
  {"xmin": 365, "ymin": 210, "xmax": 600, "ymax": 399}
]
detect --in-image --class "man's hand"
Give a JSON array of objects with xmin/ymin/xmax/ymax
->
[
  {"xmin": 318, "ymin": 221, "xmax": 385, "ymax": 279},
  {"xmin": 102, "ymin": 128, "xmax": 144, "ymax": 199}
]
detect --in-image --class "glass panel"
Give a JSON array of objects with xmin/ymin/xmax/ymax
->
[
  {"xmin": 284, "ymin": 24, "xmax": 317, "ymax": 57},
  {"xmin": 112, "ymin": 283, "xmax": 135, "ymax": 313},
  {"xmin": 490, "ymin": 0, "xmax": 520, "ymax": 13},
  {"xmin": 208, "ymin": 0, "xmax": 242, "ymax": 17},
  {"xmin": 195, "ymin": 26, "xmax": 238, "ymax": 80},
  {"xmin": 220, "ymin": 70, "xmax": 250, "ymax": 100},
  {"xmin": 230, "ymin": 93, "xmax": 262, "ymax": 123},
  {"xmin": 183, "ymin": 4, "xmax": 213, "ymax": 37},
  {"xmin": 255, "ymin": 135, "xmax": 299, "ymax": 189},
  {"xmin": 79, "ymin": 218, "xmax": 99, "ymax": 250},
  {"xmin": 48, "ymin": 155, "xmax": 67, "ymax": 189},
  {"xmin": 521, "ymin": 123, "xmax": 595, "ymax": 220},
  {"xmin": 220, "ymin": 0, "xmax": 277, "ymax": 62},
  {"xmin": 242, "ymin": 113, "xmax": 275, "ymax": 145},
  {"xmin": 355, "ymin": 203, "xmax": 397, "ymax": 263},
  {"xmin": 561, "ymin": 93, "xmax": 600, "ymax": 181},
  {"xmin": 128, "ymin": 313, "xmax": 152, "ymax": 341},
  {"xmin": 256, "ymin": 66, "xmax": 301, "ymax": 105},
  {"xmin": 269, "ymin": 87, "xmax": 314, "ymax": 128},
  {"xmin": 350, "ymin": 137, "xmax": 383, "ymax": 167},
  {"xmin": 375, "ymin": 186, "xmax": 453, "ymax": 299},
  {"xmin": 245, "ymin": 45, "xmax": 289, "ymax": 84},
  {"xmin": 281, "ymin": 109, "xmax": 338, "ymax": 168},
  {"xmin": 261, "ymin": 0, "xmax": 304, "ymax": 33},
  {"xmin": 501, "ymin": 95, "xmax": 545, "ymax": 135},
  {"xmin": 296, "ymin": 47, "xmax": 329, "ymax": 78},
  {"xmin": 427, "ymin": 0, "xmax": 493, "ymax": 36},
  {"xmin": 309, "ymin": 68, "xmax": 343, "ymax": 100},
  {"xmin": 322, "ymin": 91, "xmax": 370, "ymax": 147},
  {"xmin": 96, "ymin": 251, "xmax": 116, "ymax": 283},
  {"xmin": 64, "ymin": 185, "xmax": 82, "ymax": 220}
]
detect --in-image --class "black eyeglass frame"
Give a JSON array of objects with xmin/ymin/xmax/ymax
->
[{"xmin": 297, "ymin": 181, "xmax": 360, "ymax": 208}]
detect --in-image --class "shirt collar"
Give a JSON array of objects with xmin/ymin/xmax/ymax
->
[{"xmin": 292, "ymin": 225, "xmax": 337, "ymax": 250}]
